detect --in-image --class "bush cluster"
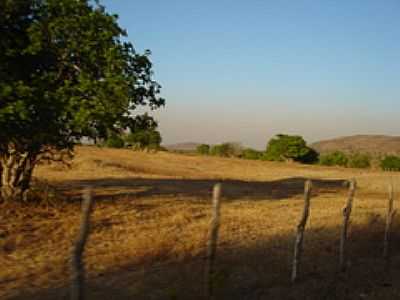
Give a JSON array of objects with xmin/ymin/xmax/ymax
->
[
  {"xmin": 104, "ymin": 129, "xmax": 162, "ymax": 150},
  {"xmin": 197, "ymin": 143, "xmax": 265, "ymax": 160},
  {"xmin": 125, "ymin": 129, "xmax": 162, "ymax": 150},
  {"xmin": 105, "ymin": 133, "xmax": 125, "ymax": 148},
  {"xmin": 319, "ymin": 151, "xmax": 348, "ymax": 167},
  {"xmin": 197, "ymin": 142, "xmax": 242, "ymax": 157},
  {"xmin": 381, "ymin": 155, "xmax": 400, "ymax": 171},
  {"xmin": 196, "ymin": 135, "xmax": 319, "ymax": 163},
  {"xmin": 196, "ymin": 144, "xmax": 210, "ymax": 155},
  {"xmin": 319, "ymin": 151, "xmax": 371, "ymax": 169},
  {"xmin": 241, "ymin": 148, "xmax": 263, "ymax": 160},
  {"xmin": 209, "ymin": 144, "xmax": 226, "ymax": 156},
  {"xmin": 104, "ymin": 129, "xmax": 393, "ymax": 172},
  {"xmin": 347, "ymin": 153, "xmax": 371, "ymax": 169}
]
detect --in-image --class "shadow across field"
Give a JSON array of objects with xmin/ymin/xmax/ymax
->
[
  {"xmin": 57, "ymin": 177, "xmax": 349, "ymax": 202},
  {"xmin": 10, "ymin": 219, "xmax": 400, "ymax": 300}
]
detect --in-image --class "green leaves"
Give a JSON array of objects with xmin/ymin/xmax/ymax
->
[
  {"xmin": 381, "ymin": 155, "xmax": 400, "ymax": 171},
  {"xmin": 125, "ymin": 128, "xmax": 162, "ymax": 150},
  {"xmin": 264, "ymin": 134, "xmax": 318, "ymax": 163},
  {"xmin": 196, "ymin": 144, "xmax": 211, "ymax": 155},
  {"xmin": 0, "ymin": 0, "xmax": 164, "ymax": 154},
  {"xmin": 319, "ymin": 151, "xmax": 348, "ymax": 167}
]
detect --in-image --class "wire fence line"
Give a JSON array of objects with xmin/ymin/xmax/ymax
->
[
  {"xmin": 1, "ymin": 177, "xmax": 397, "ymax": 299},
  {"xmin": 65, "ymin": 178, "xmax": 397, "ymax": 300}
]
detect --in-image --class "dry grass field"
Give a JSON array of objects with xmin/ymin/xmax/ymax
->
[{"xmin": 2, "ymin": 146, "xmax": 400, "ymax": 299}]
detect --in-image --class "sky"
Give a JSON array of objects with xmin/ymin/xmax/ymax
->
[{"xmin": 102, "ymin": 0, "xmax": 400, "ymax": 149}]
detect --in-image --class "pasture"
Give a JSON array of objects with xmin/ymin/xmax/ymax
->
[{"xmin": 2, "ymin": 146, "xmax": 400, "ymax": 299}]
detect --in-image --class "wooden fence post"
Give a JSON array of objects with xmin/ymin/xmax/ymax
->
[
  {"xmin": 291, "ymin": 180, "xmax": 312, "ymax": 283},
  {"xmin": 70, "ymin": 188, "xmax": 94, "ymax": 300},
  {"xmin": 339, "ymin": 179, "xmax": 356, "ymax": 272},
  {"xmin": 205, "ymin": 183, "xmax": 222, "ymax": 299},
  {"xmin": 383, "ymin": 182, "xmax": 396, "ymax": 268}
]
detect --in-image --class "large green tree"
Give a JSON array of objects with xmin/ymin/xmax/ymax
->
[
  {"xmin": 264, "ymin": 134, "xmax": 318, "ymax": 163},
  {"xmin": 0, "ymin": 0, "xmax": 164, "ymax": 201}
]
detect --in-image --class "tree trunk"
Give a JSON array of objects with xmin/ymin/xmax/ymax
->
[{"xmin": 0, "ymin": 148, "xmax": 36, "ymax": 202}]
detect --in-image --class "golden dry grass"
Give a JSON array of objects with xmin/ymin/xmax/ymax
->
[{"xmin": 2, "ymin": 146, "xmax": 400, "ymax": 299}]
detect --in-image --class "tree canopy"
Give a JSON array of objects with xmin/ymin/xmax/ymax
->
[
  {"xmin": 0, "ymin": 0, "xmax": 164, "ymax": 200},
  {"xmin": 264, "ymin": 134, "xmax": 318, "ymax": 163}
]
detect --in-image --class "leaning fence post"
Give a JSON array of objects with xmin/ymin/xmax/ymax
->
[
  {"xmin": 383, "ymin": 182, "xmax": 396, "ymax": 268},
  {"xmin": 339, "ymin": 179, "xmax": 356, "ymax": 272},
  {"xmin": 205, "ymin": 183, "xmax": 222, "ymax": 299},
  {"xmin": 291, "ymin": 180, "xmax": 312, "ymax": 283},
  {"xmin": 70, "ymin": 188, "xmax": 94, "ymax": 300}
]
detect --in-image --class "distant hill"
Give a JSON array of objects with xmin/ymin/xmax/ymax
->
[
  {"xmin": 164, "ymin": 142, "xmax": 201, "ymax": 152},
  {"xmin": 311, "ymin": 135, "xmax": 400, "ymax": 156}
]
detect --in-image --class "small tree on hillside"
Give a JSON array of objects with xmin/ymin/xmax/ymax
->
[
  {"xmin": 0, "ymin": 1, "xmax": 164, "ymax": 201},
  {"xmin": 264, "ymin": 134, "xmax": 317, "ymax": 163}
]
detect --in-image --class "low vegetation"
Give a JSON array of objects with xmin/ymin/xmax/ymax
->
[
  {"xmin": 319, "ymin": 151, "xmax": 371, "ymax": 169},
  {"xmin": 195, "ymin": 134, "xmax": 318, "ymax": 164},
  {"xmin": 105, "ymin": 133, "xmax": 125, "ymax": 149},
  {"xmin": 347, "ymin": 153, "xmax": 371, "ymax": 169},
  {"xmin": 124, "ymin": 129, "xmax": 162, "ymax": 150},
  {"xmin": 215, "ymin": 143, "xmax": 244, "ymax": 157},
  {"xmin": 193, "ymin": 135, "xmax": 382, "ymax": 171},
  {"xmin": 196, "ymin": 144, "xmax": 210, "ymax": 155},
  {"xmin": 95, "ymin": 134, "xmax": 400, "ymax": 172},
  {"xmin": 319, "ymin": 151, "xmax": 349, "ymax": 167},
  {"xmin": 241, "ymin": 148, "xmax": 263, "ymax": 160},
  {"xmin": 196, "ymin": 142, "xmax": 242, "ymax": 157},
  {"xmin": 381, "ymin": 155, "xmax": 400, "ymax": 171}
]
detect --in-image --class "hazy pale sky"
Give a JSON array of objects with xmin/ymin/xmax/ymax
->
[{"xmin": 102, "ymin": 0, "xmax": 399, "ymax": 149}]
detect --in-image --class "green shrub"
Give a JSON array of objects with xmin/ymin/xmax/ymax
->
[
  {"xmin": 105, "ymin": 133, "xmax": 125, "ymax": 148},
  {"xmin": 241, "ymin": 148, "xmax": 263, "ymax": 160},
  {"xmin": 210, "ymin": 143, "xmax": 238, "ymax": 157},
  {"xmin": 210, "ymin": 145, "xmax": 221, "ymax": 156},
  {"xmin": 196, "ymin": 144, "xmax": 210, "ymax": 155},
  {"xmin": 228, "ymin": 142, "xmax": 244, "ymax": 157},
  {"xmin": 210, "ymin": 144, "xmax": 228, "ymax": 157},
  {"xmin": 380, "ymin": 155, "xmax": 400, "ymax": 171},
  {"xmin": 125, "ymin": 129, "xmax": 162, "ymax": 150},
  {"xmin": 348, "ymin": 153, "xmax": 371, "ymax": 169},
  {"xmin": 319, "ymin": 151, "xmax": 348, "ymax": 167}
]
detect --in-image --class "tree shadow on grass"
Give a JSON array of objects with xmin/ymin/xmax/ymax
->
[
  {"xmin": 10, "ymin": 218, "xmax": 400, "ymax": 300},
  {"xmin": 56, "ymin": 177, "xmax": 349, "ymax": 203}
]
